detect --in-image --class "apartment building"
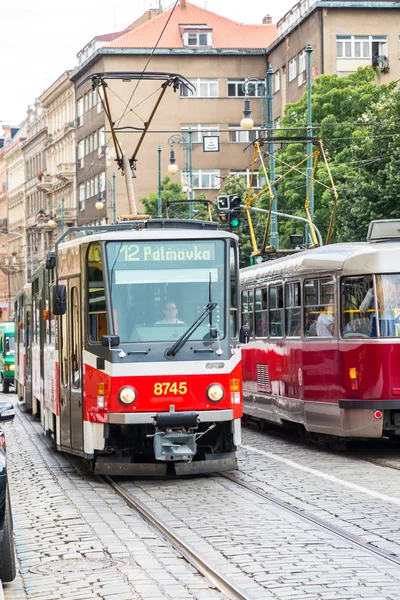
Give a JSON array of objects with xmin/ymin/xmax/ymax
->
[
  {"xmin": 4, "ymin": 122, "xmax": 27, "ymax": 301},
  {"xmin": 267, "ymin": 0, "xmax": 400, "ymax": 122},
  {"xmin": 70, "ymin": 0, "xmax": 277, "ymax": 221},
  {"xmin": 23, "ymin": 102, "xmax": 48, "ymax": 281}
]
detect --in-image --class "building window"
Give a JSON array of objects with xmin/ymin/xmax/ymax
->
[
  {"xmin": 228, "ymin": 79, "xmax": 246, "ymax": 97},
  {"xmin": 299, "ymin": 50, "xmax": 306, "ymax": 73},
  {"xmin": 180, "ymin": 79, "xmax": 218, "ymax": 98},
  {"xmin": 99, "ymin": 172, "xmax": 106, "ymax": 193},
  {"xmin": 180, "ymin": 124, "xmax": 219, "ymax": 144},
  {"xmin": 288, "ymin": 57, "xmax": 297, "ymax": 82},
  {"xmin": 186, "ymin": 32, "xmax": 209, "ymax": 46},
  {"xmin": 86, "ymin": 180, "xmax": 91, "ymax": 199},
  {"xmin": 79, "ymin": 184, "xmax": 85, "ymax": 211},
  {"xmin": 228, "ymin": 126, "xmax": 265, "ymax": 143},
  {"xmin": 274, "ymin": 70, "xmax": 280, "ymax": 93},
  {"xmin": 191, "ymin": 169, "xmax": 220, "ymax": 190},
  {"xmin": 336, "ymin": 35, "xmax": 388, "ymax": 64},
  {"xmin": 77, "ymin": 98, "xmax": 83, "ymax": 126},
  {"xmin": 78, "ymin": 140, "xmax": 85, "ymax": 168},
  {"xmin": 229, "ymin": 170, "xmax": 266, "ymax": 189}
]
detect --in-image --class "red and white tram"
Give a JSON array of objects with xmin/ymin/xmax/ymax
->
[
  {"xmin": 15, "ymin": 219, "xmax": 244, "ymax": 475},
  {"xmin": 240, "ymin": 220, "xmax": 400, "ymax": 445}
]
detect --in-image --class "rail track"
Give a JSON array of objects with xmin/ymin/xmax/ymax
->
[
  {"xmin": 104, "ymin": 475, "xmax": 252, "ymax": 600},
  {"xmin": 218, "ymin": 471, "xmax": 400, "ymax": 568}
]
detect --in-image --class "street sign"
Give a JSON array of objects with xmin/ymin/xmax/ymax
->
[{"xmin": 203, "ymin": 136, "xmax": 220, "ymax": 153}]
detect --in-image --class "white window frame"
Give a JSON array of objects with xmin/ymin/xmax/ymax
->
[
  {"xmin": 229, "ymin": 170, "xmax": 267, "ymax": 190},
  {"xmin": 79, "ymin": 183, "xmax": 85, "ymax": 211},
  {"xmin": 185, "ymin": 31, "xmax": 211, "ymax": 47},
  {"xmin": 299, "ymin": 50, "xmax": 306, "ymax": 73},
  {"xmin": 289, "ymin": 57, "xmax": 297, "ymax": 82},
  {"xmin": 180, "ymin": 124, "xmax": 219, "ymax": 144},
  {"xmin": 227, "ymin": 79, "xmax": 246, "ymax": 98},
  {"xmin": 228, "ymin": 125, "xmax": 264, "ymax": 143},
  {"xmin": 336, "ymin": 35, "xmax": 388, "ymax": 59},
  {"xmin": 77, "ymin": 98, "xmax": 84, "ymax": 126},
  {"xmin": 274, "ymin": 71, "xmax": 280, "ymax": 93},
  {"xmin": 189, "ymin": 169, "xmax": 221, "ymax": 190},
  {"xmin": 180, "ymin": 78, "xmax": 219, "ymax": 98}
]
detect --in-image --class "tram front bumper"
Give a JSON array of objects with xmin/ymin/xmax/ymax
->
[{"xmin": 107, "ymin": 408, "xmax": 234, "ymax": 424}]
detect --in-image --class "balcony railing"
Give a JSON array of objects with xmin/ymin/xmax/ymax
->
[{"xmin": 56, "ymin": 163, "xmax": 75, "ymax": 182}]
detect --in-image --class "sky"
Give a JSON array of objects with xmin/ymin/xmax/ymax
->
[{"xmin": 0, "ymin": 0, "xmax": 296, "ymax": 126}]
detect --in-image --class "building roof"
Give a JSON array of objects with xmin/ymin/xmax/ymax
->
[{"xmin": 107, "ymin": 1, "xmax": 277, "ymax": 50}]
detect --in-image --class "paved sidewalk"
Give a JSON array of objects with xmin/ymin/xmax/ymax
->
[{"xmin": 3, "ymin": 405, "xmax": 223, "ymax": 600}]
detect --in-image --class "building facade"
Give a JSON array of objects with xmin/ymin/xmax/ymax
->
[
  {"xmin": 70, "ymin": 0, "xmax": 277, "ymax": 221},
  {"xmin": 23, "ymin": 103, "xmax": 48, "ymax": 281},
  {"xmin": 267, "ymin": 0, "xmax": 400, "ymax": 121},
  {"xmin": 4, "ymin": 123, "xmax": 27, "ymax": 302}
]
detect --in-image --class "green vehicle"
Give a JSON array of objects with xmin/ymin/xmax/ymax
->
[{"xmin": 0, "ymin": 323, "xmax": 15, "ymax": 393}]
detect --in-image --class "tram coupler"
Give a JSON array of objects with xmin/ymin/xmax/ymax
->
[{"xmin": 151, "ymin": 411, "xmax": 198, "ymax": 462}]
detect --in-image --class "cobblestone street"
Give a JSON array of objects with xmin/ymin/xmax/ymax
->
[{"xmin": 5, "ymin": 400, "xmax": 400, "ymax": 599}]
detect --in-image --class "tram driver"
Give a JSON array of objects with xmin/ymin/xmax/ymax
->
[{"xmin": 155, "ymin": 301, "xmax": 185, "ymax": 325}]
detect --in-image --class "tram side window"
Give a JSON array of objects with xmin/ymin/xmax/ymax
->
[
  {"xmin": 241, "ymin": 290, "xmax": 254, "ymax": 336},
  {"xmin": 341, "ymin": 275, "xmax": 375, "ymax": 338},
  {"xmin": 71, "ymin": 287, "xmax": 81, "ymax": 388},
  {"xmin": 87, "ymin": 242, "xmax": 109, "ymax": 342},
  {"xmin": 304, "ymin": 278, "xmax": 335, "ymax": 338},
  {"xmin": 60, "ymin": 311, "xmax": 68, "ymax": 387},
  {"xmin": 375, "ymin": 274, "xmax": 400, "ymax": 338},
  {"xmin": 230, "ymin": 243, "xmax": 238, "ymax": 338},
  {"xmin": 255, "ymin": 288, "xmax": 268, "ymax": 337},
  {"xmin": 285, "ymin": 282, "xmax": 301, "ymax": 337},
  {"xmin": 269, "ymin": 284, "xmax": 283, "ymax": 337}
]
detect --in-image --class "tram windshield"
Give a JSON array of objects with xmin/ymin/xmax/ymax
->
[
  {"xmin": 342, "ymin": 274, "xmax": 400, "ymax": 338},
  {"xmin": 106, "ymin": 240, "xmax": 225, "ymax": 343}
]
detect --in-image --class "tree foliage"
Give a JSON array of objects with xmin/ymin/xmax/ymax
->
[{"xmin": 269, "ymin": 66, "xmax": 399, "ymax": 246}]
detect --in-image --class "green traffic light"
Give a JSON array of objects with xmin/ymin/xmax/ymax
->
[{"xmin": 230, "ymin": 218, "xmax": 240, "ymax": 228}]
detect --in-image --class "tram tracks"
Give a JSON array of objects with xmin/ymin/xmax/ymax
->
[
  {"xmin": 218, "ymin": 471, "xmax": 400, "ymax": 569},
  {"xmin": 104, "ymin": 475, "xmax": 252, "ymax": 600}
]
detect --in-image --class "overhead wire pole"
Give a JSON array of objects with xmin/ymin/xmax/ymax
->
[
  {"xmin": 267, "ymin": 64, "xmax": 279, "ymax": 249},
  {"xmin": 306, "ymin": 42, "xmax": 314, "ymax": 246}
]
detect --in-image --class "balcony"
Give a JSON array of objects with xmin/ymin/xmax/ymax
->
[
  {"xmin": 37, "ymin": 174, "xmax": 56, "ymax": 193},
  {"xmin": 56, "ymin": 163, "xmax": 75, "ymax": 183}
]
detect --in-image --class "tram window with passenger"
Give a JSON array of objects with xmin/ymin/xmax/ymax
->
[
  {"xmin": 106, "ymin": 240, "xmax": 226, "ymax": 343},
  {"xmin": 304, "ymin": 278, "xmax": 335, "ymax": 338},
  {"xmin": 241, "ymin": 290, "xmax": 254, "ymax": 337},
  {"xmin": 341, "ymin": 275, "xmax": 375, "ymax": 338}
]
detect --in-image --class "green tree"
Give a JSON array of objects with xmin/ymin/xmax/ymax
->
[
  {"xmin": 140, "ymin": 176, "xmax": 206, "ymax": 219},
  {"xmin": 267, "ymin": 66, "xmax": 397, "ymax": 246}
]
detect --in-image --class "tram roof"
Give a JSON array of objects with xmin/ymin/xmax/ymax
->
[
  {"xmin": 240, "ymin": 240, "xmax": 400, "ymax": 284},
  {"xmin": 58, "ymin": 225, "xmax": 238, "ymax": 249}
]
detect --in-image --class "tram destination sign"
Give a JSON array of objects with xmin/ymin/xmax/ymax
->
[{"xmin": 118, "ymin": 242, "xmax": 216, "ymax": 263}]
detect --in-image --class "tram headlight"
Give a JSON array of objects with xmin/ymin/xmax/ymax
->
[
  {"xmin": 206, "ymin": 383, "xmax": 224, "ymax": 402},
  {"xmin": 118, "ymin": 386, "xmax": 137, "ymax": 405}
]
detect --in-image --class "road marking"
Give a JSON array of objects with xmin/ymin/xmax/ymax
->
[{"xmin": 240, "ymin": 443, "xmax": 400, "ymax": 507}]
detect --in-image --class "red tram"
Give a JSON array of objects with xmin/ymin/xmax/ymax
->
[
  {"xmin": 14, "ymin": 219, "xmax": 243, "ymax": 474},
  {"xmin": 240, "ymin": 220, "xmax": 400, "ymax": 445}
]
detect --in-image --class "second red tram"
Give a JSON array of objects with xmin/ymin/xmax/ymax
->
[
  {"xmin": 15, "ymin": 219, "xmax": 244, "ymax": 474},
  {"xmin": 240, "ymin": 220, "xmax": 400, "ymax": 444}
]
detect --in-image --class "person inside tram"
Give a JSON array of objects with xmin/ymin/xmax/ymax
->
[
  {"xmin": 155, "ymin": 301, "xmax": 185, "ymax": 325},
  {"xmin": 316, "ymin": 295, "xmax": 334, "ymax": 337},
  {"xmin": 360, "ymin": 278, "xmax": 400, "ymax": 336}
]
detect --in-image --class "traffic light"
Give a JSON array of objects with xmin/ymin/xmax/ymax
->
[
  {"xmin": 217, "ymin": 195, "xmax": 230, "ymax": 211},
  {"xmin": 229, "ymin": 195, "xmax": 241, "ymax": 228}
]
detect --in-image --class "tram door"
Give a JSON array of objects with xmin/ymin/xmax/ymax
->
[{"xmin": 60, "ymin": 277, "xmax": 83, "ymax": 452}]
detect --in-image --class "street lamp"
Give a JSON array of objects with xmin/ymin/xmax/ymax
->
[
  {"xmin": 240, "ymin": 70, "xmax": 279, "ymax": 249},
  {"xmin": 167, "ymin": 130, "xmax": 194, "ymax": 219},
  {"xmin": 95, "ymin": 173, "xmax": 117, "ymax": 224}
]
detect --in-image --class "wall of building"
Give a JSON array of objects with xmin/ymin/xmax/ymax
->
[
  {"xmin": 323, "ymin": 8, "xmax": 399, "ymax": 83},
  {"xmin": 73, "ymin": 51, "xmax": 268, "ymax": 220}
]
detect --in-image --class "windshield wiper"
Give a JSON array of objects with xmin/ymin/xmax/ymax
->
[{"xmin": 166, "ymin": 302, "xmax": 217, "ymax": 358}]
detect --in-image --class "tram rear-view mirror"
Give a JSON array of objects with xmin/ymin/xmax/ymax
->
[
  {"xmin": 101, "ymin": 335, "xmax": 120, "ymax": 348},
  {"xmin": 52, "ymin": 285, "xmax": 67, "ymax": 315},
  {"xmin": 0, "ymin": 402, "xmax": 15, "ymax": 422},
  {"xmin": 239, "ymin": 325, "xmax": 250, "ymax": 344}
]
